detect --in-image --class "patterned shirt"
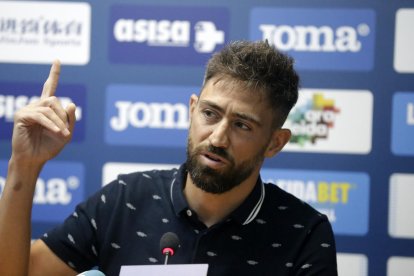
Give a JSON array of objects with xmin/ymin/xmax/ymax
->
[{"xmin": 41, "ymin": 164, "xmax": 338, "ymax": 276}]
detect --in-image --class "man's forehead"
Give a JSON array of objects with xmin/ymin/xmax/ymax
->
[
  {"xmin": 207, "ymin": 76, "xmax": 250, "ymax": 91},
  {"xmin": 201, "ymin": 78, "xmax": 268, "ymax": 107},
  {"xmin": 200, "ymin": 80, "xmax": 275, "ymax": 124}
]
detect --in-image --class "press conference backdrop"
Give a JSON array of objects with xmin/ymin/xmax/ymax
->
[{"xmin": 0, "ymin": 0, "xmax": 413, "ymax": 275}]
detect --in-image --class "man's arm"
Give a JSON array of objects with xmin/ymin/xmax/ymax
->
[
  {"xmin": 30, "ymin": 240, "xmax": 78, "ymax": 276},
  {"xmin": 0, "ymin": 61, "xmax": 77, "ymax": 276}
]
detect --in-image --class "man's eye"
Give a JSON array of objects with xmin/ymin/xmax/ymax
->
[
  {"xmin": 235, "ymin": 121, "xmax": 251, "ymax": 131},
  {"xmin": 202, "ymin": 110, "xmax": 216, "ymax": 118}
]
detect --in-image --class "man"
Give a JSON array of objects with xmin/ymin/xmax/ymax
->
[{"xmin": 0, "ymin": 41, "xmax": 337, "ymax": 275}]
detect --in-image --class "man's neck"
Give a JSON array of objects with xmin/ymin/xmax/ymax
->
[{"xmin": 183, "ymin": 172, "xmax": 259, "ymax": 228}]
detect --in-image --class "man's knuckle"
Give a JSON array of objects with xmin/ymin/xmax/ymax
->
[{"xmin": 49, "ymin": 96, "xmax": 58, "ymax": 103}]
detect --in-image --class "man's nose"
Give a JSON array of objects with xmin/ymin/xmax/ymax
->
[{"xmin": 209, "ymin": 120, "xmax": 230, "ymax": 148}]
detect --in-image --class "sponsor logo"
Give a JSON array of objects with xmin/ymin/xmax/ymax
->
[
  {"xmin": 105, "ymin": 84, "xmax": 195, "ymax": 146},
  {"xmin": 109, "ymin": 5, "xmax": 229, "ymax": 65},
  {"xmin": 0, "ymin": 160, "xmax": 84, "ymax": 222},
  {"xmin": 391, "ymin": 92, "xmax": 414, "ymax": 155},
  {"xmin": 288, "ymin": 93, "xmax": 340, "ymax": 146},
  {"xmin": 102, "ymin": 162, "xmax": 179, "ymax": 186},
  {"xmin": 283, "ymin": 89, "xmax": 373, "ymax": 154},
  {"xmin": 259, "ymin": 24, "xmax": 364, "ymax": 53},
  {"xmin": 261, "ymin": 168, "xmax": 370, "ymax": 235},
  {"xmin": 0, "ymin": 1, "xmax": 90, "ymax": 65},
  {"xmin": 389, "ymin": 173, "xmax": 414, "ymax": 238},
  {"xmin": 0, "ymin": 82, "xmax": 86, "ymax": 142},
  {"xmin": 250, "ymin": 8, "xmax": 376, "ymax": 71},
  {"xmin": 110, "ymin": 101, "xmax": 188, "ymax": 131},
  {"xmin": 394, "ymin": 9, "xmax": 414, "ymax": 73}
]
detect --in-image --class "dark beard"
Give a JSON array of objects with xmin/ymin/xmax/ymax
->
[{"xmin": 186, "ymin": 137, "xmax": 264, "ymax": 194}]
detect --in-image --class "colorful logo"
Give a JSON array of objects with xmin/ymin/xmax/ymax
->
[
  {"xmin": 249, "ymin": 8, "xmax": 376, "ymax": 71},
  {"xmin": 288, "ymin": 93, "xmax": 340, "ymax": 146},
  {"xmin": 109, "ymin": 5, "xmax": 229, "ymax": 65},
  {"xmin": 261, "ymin": 168, "xmax": 370, "ymax": 235},
  {"xmin": 0, "ymin": 160, "xmax": 84, "ymax": 223},
  {"xmin": 284, "ymin": 89, "xmax": 373, "ymax": 154},
  {"xmin": 105, "ymin": 84, "xmax": 195, "ymax": 147}
]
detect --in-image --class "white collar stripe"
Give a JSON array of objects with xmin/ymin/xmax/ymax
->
[
  {"xmin": 242, "ymin": 181, "xmax": 265, "ymax": 225},
  {"xmin": 170, "ymin": 178, "xmax": 176, "ymax": 203}
]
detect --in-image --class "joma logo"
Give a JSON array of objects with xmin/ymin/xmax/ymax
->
[
  {"xmin": 110, "ymin": 101, "xmax": 189, "ymax": 131},
  {"xmin": 260, "ymin": 24, "xmax": 370, "ymax": 52}
]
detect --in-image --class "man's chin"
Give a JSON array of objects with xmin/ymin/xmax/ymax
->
[
  {"xmin": 199, "ymin": 164, "xmax": 229, "ymax": 177},
  {"xmin": 190, "ymin": 166, "xmax": 223, "ymax": 183}
]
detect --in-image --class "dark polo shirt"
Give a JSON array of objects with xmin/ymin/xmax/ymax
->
[{"xmin": 42, "ymin": 164, "xmax": 337, "ymax": 276}]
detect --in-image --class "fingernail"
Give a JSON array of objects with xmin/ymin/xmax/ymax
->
[{"xmin": 63, "ymin": 129, "xmax": 70, "ymax": 136}]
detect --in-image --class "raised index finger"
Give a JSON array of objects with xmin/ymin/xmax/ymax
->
[{"xmin": 41, "ymin": 59, "xmax": 61, "ymax": 99}]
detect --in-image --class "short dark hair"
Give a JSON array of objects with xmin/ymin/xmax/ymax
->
[{"xmin": 203, "ymin": 40, "xmax": 299, "ymax": 128}]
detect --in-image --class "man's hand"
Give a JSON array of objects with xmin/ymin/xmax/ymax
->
[
  {"xmin": 0, "ymin": 60, "xmax": 78, "ymax": 276},
  {"xmin": 11, "ymin": 60, "xmax": 77, "ymax": 165}
]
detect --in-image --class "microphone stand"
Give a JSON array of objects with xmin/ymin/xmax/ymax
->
[{"xmin": 164, "ymin": 252, "xmax": 170, "ymax": 265}]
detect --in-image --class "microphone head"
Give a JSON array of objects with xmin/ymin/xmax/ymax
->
[{"xmin": 160, "ymin": 232, "xmax": 180, "ymax": 256}]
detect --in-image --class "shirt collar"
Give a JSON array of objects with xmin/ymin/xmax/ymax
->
[
  {"xmin": 170, "ymin": 164, "xmax": 189, "ymax": 217},
  {"xmin": 170, "ymin": 164, "xmax": 265, "ymax": 226},
  {"xmin": 230, "ymin": 177, "xmax": 265, "ymax": 225}
]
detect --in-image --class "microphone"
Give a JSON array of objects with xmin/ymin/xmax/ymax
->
[
  {"xmin": 160, "ymin": 232, "xmax": 180, "ymax": 265},
  {"xmin": 76, "ymin": 270, "xmax": 106, "ymax": 276}
]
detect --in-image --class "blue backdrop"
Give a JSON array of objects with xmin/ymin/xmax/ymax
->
[{"xmin": 1, "ymin": 0, "xmax": 414, "ymax": 275}]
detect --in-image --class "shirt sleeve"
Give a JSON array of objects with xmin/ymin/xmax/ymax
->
[
  {"xmin": 293, "ymin": 216, "xmax": 338, "ymax": 276},
  {"xmin": 40, "ymin": 179, "xmax": 119, "ymax": 273}
]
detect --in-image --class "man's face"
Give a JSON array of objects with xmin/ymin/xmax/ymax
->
[{"xmin": 186, "ymin": 78, "xmax": 277, "ymax": 194}]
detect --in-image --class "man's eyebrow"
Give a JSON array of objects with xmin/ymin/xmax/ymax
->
[
  {"xmin": 236, "ymin": 112, "xmax": 263, "ymax": 127},
  {"xmin": 199, "ymin": 100, "xmax": 224, "ymax": 113},
  {"xmin": 199, "ymin": 100, "xmax": 263, "ymax": 127}
]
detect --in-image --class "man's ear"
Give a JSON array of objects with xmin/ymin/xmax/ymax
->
[
  {"xmin": 264, "ymin": 129, "xmax": 291, "ymax": 158},
  {"xmin": 189, "ymin": 94, "xmax": 199, "ymax": 121}
]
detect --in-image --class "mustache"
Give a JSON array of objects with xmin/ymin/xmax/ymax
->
[{"xmin": 204, "ymin": 145, "xmax": 232, "ymax": 162}]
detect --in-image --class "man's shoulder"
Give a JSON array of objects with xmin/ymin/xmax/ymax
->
[
  {"xmin": 262, "ymin": 182, "xmax": 327, "ymax": 223},
  {"xmin": 118, "ymin": 167, "xmax": 179, "ymax": 184},
  {"xmin": 102, "ymin": 167, "xmax": 180, "ymax": 195}
]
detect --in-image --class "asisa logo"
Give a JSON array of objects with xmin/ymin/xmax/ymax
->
[
  {"xmin": 109, "ymin": 5, "xmax": 229, "ymax": 65},
  {"xmin": 249, "ymin": 8, "xmax": 376, "ymax": 71},
  {"xmin": 113, "ymin": 20, "xmax": 224, "ymax": 54},
  {"xmin": 288, "ymin": 93, "xmax": 340, "ymax": 146},
  {"xmin": 105, "ymin": 84, "xmax": 196, "ymax": 147},
  {"xmin": 0, "ymin": 82, "xmax": 87, "ymax": 142},
  {"xmin": 0, "ymin": 160, "xmax": 84, "ymax": 223}
]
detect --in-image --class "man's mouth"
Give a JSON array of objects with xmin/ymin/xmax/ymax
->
[
  {"xmin": 204, "ymin": 152, "xmax": 222, "ymax": 162},
  {"xmin": 200, "ymin": 150, "xmax": 228, "ymax": 165}
]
